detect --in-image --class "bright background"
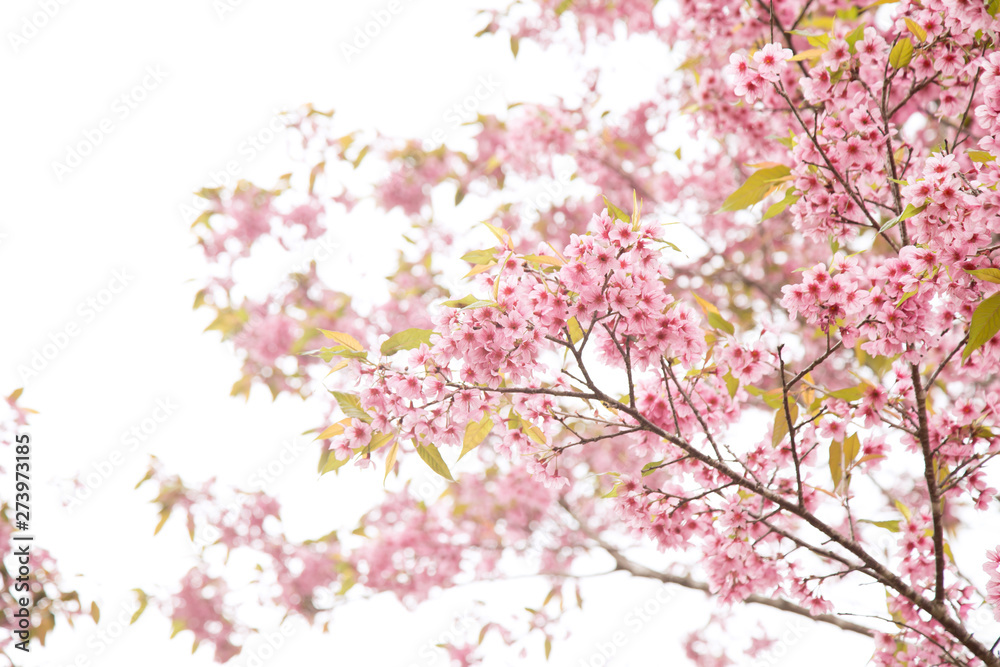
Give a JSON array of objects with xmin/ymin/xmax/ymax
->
[{"xmin": 2, "ymin": 0, "xmax": 988, "ymax": 665}]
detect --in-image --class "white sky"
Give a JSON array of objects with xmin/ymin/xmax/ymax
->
[{"xmin": 3, "ymin": 0, "xmax": 989, "ymax": 665}]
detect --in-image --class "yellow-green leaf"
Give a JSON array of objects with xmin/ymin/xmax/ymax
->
[
  {"xmin": 763, "ymin": 190, "xmax": 800, "ymax": 220},
  {"xmin": 417, "ymin": 443, "xmax": 454, "ymax": 481},
  {"xmin": 462, "ymin": 249, "xmax": 496, "ymax": 264},
  {"xmin": 772, "ymin": 403, "xmax": 799, "ymax": 447},
  {"xmin": 789, "ymin": 48, "xmax": 825, "ymax": 61},
  {"xmin": 460, "ymin": 415, "xmax": 493, "ymax": 460},
  {"xmin": 381, "ymin": 328, "xmax": 434, "ymax": 356},
  {"xmin": 889, "ymin": 37, "xmax": 914, "ymax": 69},
  {"xmin": 829, "ymin": 440, "xmax": 843, "ymax": 489},
  {"xmin": 90, "ymin": 602, "xmax": 100, "ymax": 623},
  {"xmin": 567, "ymin": 316, "xmax": 585, "ymax": 344},
  {"xmin": 965, "ymin": 268, "xmax": 1000, "ymax": 284},
  {"xmin": 131, "ymin": 589, "xmax": 148, "ymax": 625},
  {"xmin": 903, "ymin": 17, "xmax": 927, "ymax": 41},
  {"xmin": 844, "ymin": 432, "xmax": 860, "ymax": 464},
  {"xmin": 718, "ymin": 166, "xmax": 792, "ymax": 213},
  {"xmin": 963, "ymin": 292, "xmax": 1000, "ymax": 359},
  {"xmin": 602, "ymin": 195, "xmax": 630, "ymax": 223},
  {"xmin": 383, "ymin": 440, "xmax": 399, "ymax": 484}
]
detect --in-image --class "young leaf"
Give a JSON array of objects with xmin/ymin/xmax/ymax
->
[
  {"xmin": 903, "ymin": 17, "xmax": 927, "ymax": 41},
  {"xmin": 417, "ymin": 443, "xmax": 455, "ymax": 481},
  {"xmin": 718, "ymin": 165, "xmax": 791, "ymax": 212},
  {"xmin": 843, "ymin": 432, "xmax": 860, "ymax": 464},
  {"xmin": 879, "ymin": 203, "xmax": 926, "ymax": 232},
  {"xmin": 772, "ymin": 403, "xmax": 799, "ymax": 447},
  {"xmin": 443, "ymin": 294, "xmax": 479, "ymax": 308},
  {"xmin": 460, "ymin": 415, "xmax": 494, "ymax": 460},
  {"xmin": 602, "ymin": 195, "xmax": 630, "ymax": 222},
  {"xmin": 963, "ymin": 292, "xmax": 1000, "ymax": 359},
  {"xmin": 889, "ymin": 37, "xmax": 914, "ymax": 69},
  {"xmin": 332, "ymin": 391, "xmax": 369, "ymax": 421},
  {"xmin": 763, "ymin": 190, "xmax": 800, "ymax": 220},
  {"xmin": 131, "ymin": 589, "xmax": 149, "ymax": 624},
  {"xmin": 964, "ymin": 268, "xmax": 1000, "ymax": 284},
  {"xmin": 319, "ymin": 330, "xmax": 364, "ymax": 351},
  {"xmin": 381, "ymin": 328, "xmax": 434, "ymax": 356},
  {"xmin": 383, "ymin": 440, "xmax": 399, "ymax": 484},
  {"xmin": 461, "ymin": 249, "xmax": 496, "ymax": 264},
  {"xmin": 829, "ymin": 440, "xmax": 843, "ymax": 489},
  {"xmin": 567, "ymin": 316, "xmax": 585, "ymax": 344}
]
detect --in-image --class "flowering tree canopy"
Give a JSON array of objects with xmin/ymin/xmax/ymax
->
[{"xmin": 13, "ymin": 0, "xmax": 1000, "ymax": 663}]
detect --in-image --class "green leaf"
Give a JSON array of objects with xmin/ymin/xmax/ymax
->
[
  {"xmin": 772, "ymin": 403, "xmax": 799, "ymax": 447},
  {"xmin": 319, "ymin": 330, "xmax": 364, "ymax": 351},
  {"xmin": 707, "ymin": 311, "xmax": 735, "ymax": 335},
  {"xmin": 829, "ymin": 440, "xmax": 843, "ymax": 489},
  {"xmin": 383, "ymin": 440, "xmax": 399, "ymax": 484},
  {"xmin": 463, "ymin": 299, "xmax": 501, "ymax": 309},
  {"xmin": 844, "ymin": 432, "xmax": 861, "ymax": 464},
  {"xmin": 366, "ymin": 431, "xmax": 395, "ymax": 453},
  {"xmin": 321, "ymin": 452, "xmax": 350, "ymax": 475},
  {"xmin": 845, "ymin": 24, "xmax": 866, "ymax": 51},
  {"xmin": 889, "ymin": 37, "xmax": 914, "ymax": 69},
  {"xmin": 460, "ymin": 415, "xmax": 493, "ymax": 460},
  {"xmin": 859, "ymin": 519, "xmax": 901, "ymax": 532},
  {"xmin": 417, "ymin": 443, "xmax": 454, "ymax": 481},
  {"xmin": 968, "ymin": 150, "xmax": 995, "ymax": 163},
  {"xmin": 312, "ymin": 346, "xmax": 368, "ymax": 362},
  {"xmin": 381, "ymin": 328, "xmax": 434, "ymax": 356},
  {"xmin": 442, "ymin": 294, "xmax": 479, "ymax": 308},
  {"xmin": 641, "ymin": 460, "xmax": 663, "ymax": 476},
  {"xmin": 965, "ymin": 268, "xmax": 1000, "ymax": 284},
  {"xmin": 602, "ymin": 195, "xmax": 630, "ymax": 223},
  {"xmin": 130, "ymin": 589, "xmax": 148, "ymax": 625},
  {"xmin": 170, "ymin": 619, "xmax": 186, "ymax": 639},
  {"xmin": 332, "ymin": 391, "xmax": 369, "ymax": 421},
  {"xmin": 555, "ymin": 0, "xmax": 574, "ymax": 14},
  {"xmin": 879, "ymin": 203, "xmax": 926, "ymax": 232},
  {"xmin": 763, "ymin": 190, "xmax": 800, "ymax": 220},
  {"xmin": 989, "ymin": 0, "xmax": 1000, "ymax": 17},
  {"xmin": 461, "ymin": 249, "xmax": 496, "ymax": 264},
  {"xmin": 567, "ymin": 316, "xmax": 585, "ymax": 344},
  {"xmin": 903, "ymin": 17, "xmax": 927, "ymax": 41},
  {"xmin": 827, "ymin": 384, "xmax": 865, "ymax": 402},
  {"xmin": 718, "ymin": 166, "xmax": 791, "ymax": 213},
  {"xmin": 723, "ymin": 372, "xmax": 739, "ymax": 398},
  {"xmin": 963, "ymin": 292, "xmax": 1000, "ymax": 359}
]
